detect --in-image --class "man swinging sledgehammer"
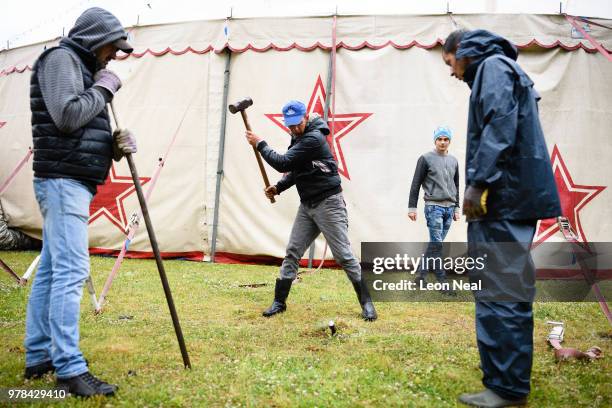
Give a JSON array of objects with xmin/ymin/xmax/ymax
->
[{"xmin": 244, "ymin": 100, "xmax": 377, "ymax": 321}]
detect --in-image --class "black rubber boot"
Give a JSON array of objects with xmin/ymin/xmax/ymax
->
[
  {"xmin": 262, "ymin": 278, "xmax": 292, "ymax": 317},
  {"xmin": 351, "ymin": 280, "xmax": 378, "ymax": 321},
  {"xmin": 56, "ymin": 371, "xmax": 117, "ymax": 397},
  {"xmin": 414, "ymin": 275, "xmax": 426, "ymax": 289},
  {"xmin": 458, "ymin": 389, "xmax": 526, "ymax": 407},
  {"xmin": 437, "ymin": 276, "xmax": 457, "ymax": 297}
]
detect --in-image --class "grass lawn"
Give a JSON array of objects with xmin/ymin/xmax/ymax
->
[{"xmin": 0, "ymin": 250, "xmax": 610, "ymax": 407}]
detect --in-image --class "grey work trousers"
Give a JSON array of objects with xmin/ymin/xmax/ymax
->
[{"xmin": 279, "ymin": 193, "xmax": 361, "ymax": 282}]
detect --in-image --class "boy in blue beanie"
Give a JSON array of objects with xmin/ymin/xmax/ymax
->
[{"xmin": 408, "ymin": 126, "xmax": 460, "ymax": 290}]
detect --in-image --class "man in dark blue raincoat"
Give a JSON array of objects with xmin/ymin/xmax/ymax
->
[{"xmin": 441, "ymin": 29, "xmax": 561, "ymax": 407}]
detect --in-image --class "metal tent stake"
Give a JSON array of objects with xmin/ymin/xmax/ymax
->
[{"xmin": 109, "ymin": 102, "xmax": 191, "ymax": 369}]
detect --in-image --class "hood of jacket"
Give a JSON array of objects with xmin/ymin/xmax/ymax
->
[
  {"xmin": 456, "ymin": 30, "xmax": 518, "ymax": 87},
  {"xmin": 62, "ymin": 7, "xmax": 129, "ymax": 54},
  {"xmin": 304, "ymin": 113, "xmax": 330, "ymax": 137}
]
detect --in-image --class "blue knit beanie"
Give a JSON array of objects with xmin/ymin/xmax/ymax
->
[{"xmin": 433, "ymin": 126, "xmax": 452, "ymax": 141}]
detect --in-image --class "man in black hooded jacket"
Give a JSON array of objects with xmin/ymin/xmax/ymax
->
[
  {"xmin": 441, "ymin": 30, "xmax": 561, "ymax": 407},
  {"xmin": 24, "ymin": 7, "xmax": 137, "ymax": 397},
  {"xmin": 245, "ymin": 100, "xmax": 377, "ymax": 321}
]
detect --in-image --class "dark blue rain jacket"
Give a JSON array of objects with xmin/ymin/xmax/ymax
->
[{"xmin": 458, "ymin": 30, "xmax": 561, "ymax": 221}]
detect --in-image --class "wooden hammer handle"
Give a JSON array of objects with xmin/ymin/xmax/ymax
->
[{"xmin": 240, "ymin": 110, "xmax": 275, "ymax": 203}]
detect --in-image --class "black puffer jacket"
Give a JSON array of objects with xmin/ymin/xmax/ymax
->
[
  {"xmin": 31, "ymin": 43, "xmax": 112, "ymax": 187},
  {"xmin": 30, "ymin": 7, "xmax": 128, "ymax": 190},
  {"xmin": 257, "ymin": 115, "xmax": 342, "ymax": 205}
]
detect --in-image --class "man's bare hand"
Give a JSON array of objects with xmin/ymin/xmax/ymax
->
[
  {"xmin": 453, "ymin": 212, "xmax": 460, "ymax": 221},
  {"xmin": 245, "ymin": 130, "xmax": 263, "ymax": 147},
  {"xmin": 265, "ymin": 185, "xmax": 278, "ymax": 200},
  {"xmin": 408, "ymin": 212, "xmax": 417, "ymax": 221}
]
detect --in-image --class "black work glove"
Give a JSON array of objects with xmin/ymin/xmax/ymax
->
[{"xmin": 463, "ymin": 186, "xmax": 489, "ymax": 220}]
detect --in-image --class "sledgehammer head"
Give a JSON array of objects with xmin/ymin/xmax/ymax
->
[{"xmin": 228, "ymin": 97, "xmax": 253, "ymax": 114}]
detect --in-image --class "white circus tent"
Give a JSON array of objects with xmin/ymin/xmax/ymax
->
[{"xmin": 0, "ymin": 11, "xmax": 611, "ymax": 264}]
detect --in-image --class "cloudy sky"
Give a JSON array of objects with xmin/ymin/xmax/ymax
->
[{"xmin": 1, "ymin": 0, "xmax": 610, "ymax": 50}]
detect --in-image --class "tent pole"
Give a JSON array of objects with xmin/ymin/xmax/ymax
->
[
  {"xmin": 307, "ymin": 14, "xmax": 337, "ymax": 269},
  {"xmin": 210, "ymin": 48, "xmax": 232, "ymax": 262}
]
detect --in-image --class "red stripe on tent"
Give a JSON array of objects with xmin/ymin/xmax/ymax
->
[
  {"xmin": 0, "ymin": 65, "xmax": 32, "ymax": 77},
  {"xmin": 89, "ymin": 248, "xmax": 204, "ymax": 261},
  {"xmin": 213, "ymin": 252, "xmax": 340, "ymax": 268},
  {"xmin": 518, "ymin": 38, "xmax": 601, "ymax": 53},
  {"xmin": 2, "ymin": 39, "xmax": 609, "ymax": 77},
  {"xmin": 336, "ymin": 39, "xmax": 444, "ymax": 51},
  {"xmin": 0, "ymin": 147, "xmax": 33, "ymax": 195},
  {"xmin": 115, "ymin": 46, "xmax": 214, "ymax": 60},
  {"xmin": 215, "ymin": 39, "xmax": 610, "ymax": 53},
  {"xmin": 89, "ymin": 248, "xmax": 340, "ymax": 267},
  {"xmin": 536, "ymin": 268, "xmax": 612, "ymax": 280},
  {"xmin": 221, "ymin": 42, "xmax": 328, "ymax": 53}
]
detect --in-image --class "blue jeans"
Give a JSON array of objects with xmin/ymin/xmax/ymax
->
[
  {"xmin": 418, "ymin": 204, "xmax": 454, "ymax": 280},
  {"xmin": 25, "ymin": 178, "xmax": 92, "ymax": 379}
]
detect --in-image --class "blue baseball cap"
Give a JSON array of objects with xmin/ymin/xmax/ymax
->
[
  {"xmin": 433, "ymin": 126, "xmax": 453, "ymax": 141},
  {"xmin": 282, "ymin": 100, "xmax": 307, "ymax": 126}
]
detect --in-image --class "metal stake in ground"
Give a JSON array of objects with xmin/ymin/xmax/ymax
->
[
  {"xmin": 0, "ymin": 258, "xmax": 23, "ymax": 285},
  {"xmin": 228, "ymin": 97, "xmax": 275, "ymax": 203},
  {"xmin": 109, "ymin": 102, "xmax": 191, "ymax": 369}
]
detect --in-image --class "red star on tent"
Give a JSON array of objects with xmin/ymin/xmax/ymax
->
[
  {"xmin": 89, "ymin": 164, "xmax": 150, "ymax": 234},
  {"xmin": 534, "ymin": 145, "xmax": 605, "ymax": 244},
  {"xmin": 264, "ymin": 75, "xmax": 372, "ymax": 180}
]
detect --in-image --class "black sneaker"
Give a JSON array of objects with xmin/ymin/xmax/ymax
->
[
  {"xmin": 57, "ymin": 371, "xmax": 117, "ymax": 397},
  {"xmin": 25, "ymin": 358, "xmax": 90, "ymax": 380},
  {"xmin": 25, "ymin": 360, "xmax": 55, "ymax": 379}
]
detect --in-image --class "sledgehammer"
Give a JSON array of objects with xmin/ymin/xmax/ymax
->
[{"xmin": 228, "ymin": 97, "xmax": 275, "ymax": 203}]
